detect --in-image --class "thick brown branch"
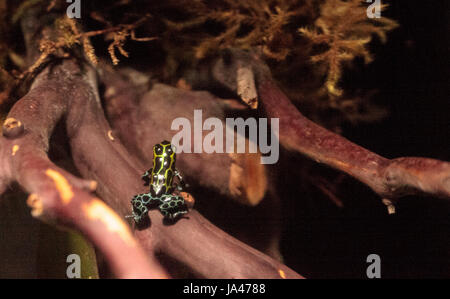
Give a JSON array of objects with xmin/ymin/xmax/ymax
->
[
  {"xmin": 99, "ymin": 67, "xmax": 284, "ymax": 262},
  {"xmin": 70, "ymin": 65, "xmax": 301, "ymax": 278},
  {"xmin": 207, "ymin": 49, "xmax": 450, "ymax": 201},
  {"xmin": 258, "ymin": 78, "xmax": 450, "ymax": 199},
  {"xmin": 6, "ymin": 10, "xmax": 301, "ymax": 278},
  {"xmin": 0, "ymin": 60, "xmax": 168, "ymax": 279},
  {"xmin": 100, "ymin": 66, "xmax": 268, "ymax": 206}
]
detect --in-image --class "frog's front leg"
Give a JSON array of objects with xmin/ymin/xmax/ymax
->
[
  {"xmin": 141, "ymin": 168, "xmax": 152, "ymax": 186},
  {"xmin": 158, "ymin": 195, "xmax": 188, "ymax": 220},
  {"xmin": 174, "ymin": 169, "xmax": 187, "ymax": 191}
]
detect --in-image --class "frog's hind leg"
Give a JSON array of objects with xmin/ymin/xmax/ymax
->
[
  {"xmin": 128, "ymin": 197, "xmax": 148, "ymax": 223},
  {"xmin": 135, "ymin": 193, "xmax": 160, "ymax": 207},
  {"xmin": 159, "ymin": 195, "xmax": 188, "ymax": 220},
  {"xmin": 129, "ymin": 193, "xmax": 159, "ymax": 222}
]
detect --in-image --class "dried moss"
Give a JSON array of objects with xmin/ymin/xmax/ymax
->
[{"xmin": 0, "ymin": 0, "xmax": 399, "ymax": 127}]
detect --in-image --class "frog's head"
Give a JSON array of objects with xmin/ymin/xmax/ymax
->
[{"xmin": 153, "ymin": 140, "xmax": 176, "ymax": 158}]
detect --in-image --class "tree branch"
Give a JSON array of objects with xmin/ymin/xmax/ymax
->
[
  {"xmin": 257, "ymin": 79, "xmax": 450, "ymax": 199},
  {"xmin": 100, "ymin": 65, "xmax": 268, "ymax": 206},
  {"xmin": 204, "ymin": 49, "xmax": 450, "ymax": 201},
  {"xmin": 0, "ymin": 60, "xmax": 168, "ymax": 279},
  {"xmin": 3, "ymin": 9, "xmax": 301, "ymax": 279},
  {"xmin": 74, "ymin": 64, "xmax": 301, "ymax": 278}
]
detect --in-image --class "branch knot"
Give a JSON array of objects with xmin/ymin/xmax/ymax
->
[{"xmin": 2, "ymin": 118, "xmax": 24, "ymax": 138}]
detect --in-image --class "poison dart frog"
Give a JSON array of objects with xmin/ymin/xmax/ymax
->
[{"xmin": 127, "ymin": 140, "xmax": 189, "ymax": 223}]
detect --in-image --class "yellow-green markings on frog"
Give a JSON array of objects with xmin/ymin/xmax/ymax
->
[
  {"xmin": 151, "ymin": 141, "xmax": 176, "ymax": 194},
  {"xmin": 127, "ymin": 140, "xmax": 190, "ymax": 223}
]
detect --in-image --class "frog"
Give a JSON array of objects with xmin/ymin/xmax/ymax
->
[{"xmin": 127, "ymin": 140, "xmax": 189, "ymax": 223}]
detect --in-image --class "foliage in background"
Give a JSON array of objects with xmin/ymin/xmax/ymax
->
[
  {"xmin": 299, "ymin": 0, "xmax": 398, "ymax": 97},
  {"xmin": 0, "ymin": 0, "xmax": 398, "ymax": 128},
  {"xmin": 162, "ymin": 0, "xmax": 318, "ymax": 60},
  {"xmin": 159, "ymin": 0, "xmax": 397, "ymax": 127}
]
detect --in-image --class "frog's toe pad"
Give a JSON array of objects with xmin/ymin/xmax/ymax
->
[{"xmin": 159, "ymin": 198, "xmax": 188, "ymax": 220}]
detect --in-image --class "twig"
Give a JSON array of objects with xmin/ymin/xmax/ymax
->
[{"xmin": 208, "ymin": 49, "xmax": 450, "ymax": 201}]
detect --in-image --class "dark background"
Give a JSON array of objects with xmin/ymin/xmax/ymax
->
[{"xmin": 281, "ymin": 0, "xmax": 449, "ymax": 278}]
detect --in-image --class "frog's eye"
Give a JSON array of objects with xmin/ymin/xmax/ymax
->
[
  {"xmin": 171, "ymin": 145, "xmax": 177, "ymax": 153},
  {"xmin": 154, "ymin": 144, "xmax": 163, "ymax": 154}
]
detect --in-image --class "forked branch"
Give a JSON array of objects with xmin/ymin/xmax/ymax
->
[
  {"xmin": 0, "ymin": 15, "xmax": 301, "ymax": 278},
  {"xmin": 0, "ymin": 63, "xmax": 168, "ymax": 278}
]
